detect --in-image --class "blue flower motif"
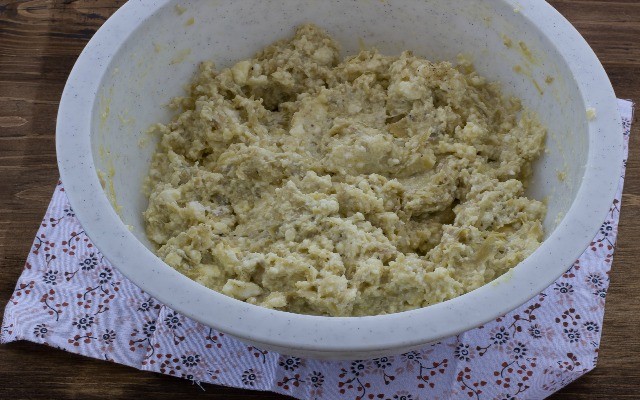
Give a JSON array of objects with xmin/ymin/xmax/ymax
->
[
  {"xmin": 554, "ymin": 282, "xmax": 574, "ymax": 295},
  {"xmin": 599, "ymin": 221, "xmax": 613, "ymax": 237},
  {"xmin": 586, "ymin": 274, "xmax": 604, "ymax": 287},
  {"xmin": 138, "ymin": 298, "xmax": 155, "ymax": 312},
  {"xmin": 309, "ymin": 371, "xmax": 324, "ymax": 388},
  {"xmin": 454, "ymin": 343, "xmax": 473, "ymax": 361},
  {"xmin": 241, "ymin": 368, "xmax": 259, "ymax": 386},
  {"xmin": 529, "ymin": 324, "xmax": 543, "ymax": 339},
  {"xmin": 42, "ymin": 270, "xmax": 58, "ymax": 285},
  {"xmin": 491, "ymin": 326, "xmax": 510, "ymax": 344},
  {"xmin": 80, "ymin": 253, "xmax": 99, "ymax": 271},
  {"xmin": 164, "ymin": 312, "xmax": 182, "ymax": 329},
  {"xmin": 33, "ymin": 323, "xmax": 49, "ymax": 338},
  {"xmin": 278, "ymin": 356, "xmax": 301, "ymax": 371},
  {"xmin": 98, "ymin": 268, "xmax": 113, "ymax": 284},
  {"xmin": 594, "ymin": 288, "xmax": 607, "ymax": 299},
  {"xmin": 583, "ymin": 321, "xmax": 600, "ymax": 333},
  {"xmin": 181, "ymin": 354, "xmax": 201, "ymax": 367},
  {"xmin": 374, "ymin": 356, "xmax": 393, "ymax": 369},
  {"xmin": 563, "ymin": 328, "xmax": 581, "ymax": 343},
  {"xmin": 72, "ymin": 314, "xmax": 95, "ymax": 330},
  {"xmin": 142, "ymin": 321, "xmax": 156, "ymax": 337},
  {"xmin": 101, "ymin": 329, "xmax": 116, "ymax": 343}
]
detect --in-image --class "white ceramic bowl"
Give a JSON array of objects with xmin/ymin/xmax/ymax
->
[{"xmin": 56, "ymin": 0, "xmax": 622, "ymax": 359}]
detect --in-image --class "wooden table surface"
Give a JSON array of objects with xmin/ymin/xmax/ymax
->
[{"xmin": 1, "ymin": 1, "xmax": 638, "ymax": 398}]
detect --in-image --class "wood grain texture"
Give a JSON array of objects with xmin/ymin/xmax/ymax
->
[{"xmin": 0, "ymin": 1, "xmax": 638, "ymax": 398}]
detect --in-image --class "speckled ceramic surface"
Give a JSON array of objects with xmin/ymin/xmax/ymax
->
[{"xmin": 56, "ymin": 0, "xmax": 622, "ymax": 358}]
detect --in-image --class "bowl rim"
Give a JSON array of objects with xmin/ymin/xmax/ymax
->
[{"xmin": 56, "ymin": 0, "xmax": 623, "ymax": 356}]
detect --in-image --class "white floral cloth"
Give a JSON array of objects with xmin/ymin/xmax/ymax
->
[{"xmin": 1, "ymin": 100, "xmax": 632, "ymax": 400}]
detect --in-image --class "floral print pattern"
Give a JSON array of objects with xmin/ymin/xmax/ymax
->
[{"xmin": 0, "ymin": 101, "xmax": 633, "ymax": 399}]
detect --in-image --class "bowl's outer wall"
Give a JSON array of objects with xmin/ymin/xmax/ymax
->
[{"xmin": 57, "ymin": 0, "xmax": 622, "ymax": 359}]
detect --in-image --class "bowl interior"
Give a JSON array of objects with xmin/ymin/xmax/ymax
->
[{"xmin": 92, "ymin": 0, "xmax": 587, "ymax": 250}]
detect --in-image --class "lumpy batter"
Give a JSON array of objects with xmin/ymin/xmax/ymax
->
[{"xmin": 143, "ymin": 24, "xmax": 546, "ymax": 316}]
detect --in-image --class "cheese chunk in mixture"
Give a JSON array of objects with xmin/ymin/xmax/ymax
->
[{"xmin": 144, "ymin": 24, "xmax": 546, "ymax": 316}]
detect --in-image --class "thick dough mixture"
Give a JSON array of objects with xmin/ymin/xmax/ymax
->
[{"xmin": 144, "ymin": 24, "xmax": 546, "ymax": 316}]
